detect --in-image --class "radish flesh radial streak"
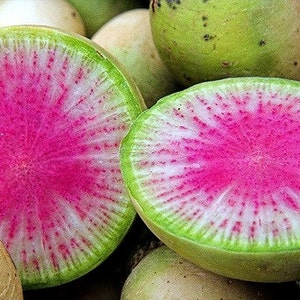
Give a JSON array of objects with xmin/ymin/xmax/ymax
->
[
  {"xmin": 121, "ymin": 77, "xmax": 300, "ymax": 282},
  {"xmin": 0, "ymin": 26, "xmax": 144, "ymax": 289}
]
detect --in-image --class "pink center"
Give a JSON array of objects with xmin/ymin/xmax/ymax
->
[
  {"xmin": 182, "ymin": 100, "xmax": 300, "ymax": 208},
  {"xmin": 0, "ymin": 51, "xmax": 105, "ymax": 223}
]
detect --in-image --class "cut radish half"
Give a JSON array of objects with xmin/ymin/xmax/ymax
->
[
  {"xmin": 121, "ymin": 77, "xmax": 300, "ymax": 282},
  {"xmin": 0, "ymin": 25, "xmax": 144, "ymax": 289}
]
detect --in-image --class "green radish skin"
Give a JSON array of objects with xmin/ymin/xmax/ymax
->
[
  {"xmin": 66, "ymin": 0, "xmax": 143, "ymax": 38},
  {"xmin": 150, "ymin": 0, "xmax": 300, "ymax": 86},
  {"xmin": 121, "ymin": 77, "xmax": 300, "ymax": 282},
  {"xmin": 0, "ymin": 25, "xmax": 145, "ymax": 289}
]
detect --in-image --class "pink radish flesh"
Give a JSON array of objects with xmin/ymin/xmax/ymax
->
[
  {"xmin": 168, "ymin": 96, "xmax": 299, "ymax": 242},
  {"xmin": 122, "ymin": 79, "xmax": 300, "ymax": 252},
  {"xmin": 0, "ymin": 28, "xmax": 142, "ymax": 288}
]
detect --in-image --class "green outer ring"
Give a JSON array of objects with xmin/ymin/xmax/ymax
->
[
  {"xmin": 0, "ymin": 25, "xmax": 145, "ymax": 289},
  {"xmin": 121, "ymin": 76, "xmax": 300, "ymax": 282},
  {"xmin": 131, "ymin": 196, "xmax": 300, "ymax": 282},
  {"xmin": 26, "ymin": 202, "xmax": 137, "ymax": 290}
]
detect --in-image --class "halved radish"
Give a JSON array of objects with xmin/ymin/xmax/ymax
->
[
  {"xmin": 0, "ymin": 25, "xmax": 144, "ymax": 289},
  {"xmin": 121, "ymin": 77, "xmax": 300, "ymax": 282}
]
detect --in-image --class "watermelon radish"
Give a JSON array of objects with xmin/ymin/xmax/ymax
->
[
  {"xmin": 0, "ymin": 240, "xmax": 23, "ymax": 299},
  {"xmin": 0, "ymin": 25, "xmax": 145, "ymax": 289},
  {"xmin": 121, "ymin": 77, "xmax": 300, "ymax": 282}
]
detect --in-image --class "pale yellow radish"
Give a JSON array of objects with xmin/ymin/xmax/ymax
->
[
  {"xmin": 121, "ymin": 245, "xmax": 275, "ymax": 300},
  {"xmin": 92, "ymin": 8, "xmax": 179, "ymax": 107},
  {"xmin": 0, "ymin": 240, "xmax": 23, "ymax": 300},
  {"xmin": 0, "ymin": 0, "xmax": 86, "ymax": 36}
]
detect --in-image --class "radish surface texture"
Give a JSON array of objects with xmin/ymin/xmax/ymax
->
[
  {"xmin": 121, "ymin": 245, "xmax": 275, "ymax": 299},
  {"xmin": 121, "ymin": 77, "xmax": 300, "ymax": 282},
  {"xmin": 150, "ymin": 0, "xmax": 300, "ymax": 86},
  {"xmin": 0, "ymin": 25, "xmax": 144, "ymax": 289},
  {"xmin": 0, "ymin": 240, "xmax": 23, "ymax": 299},
  {"xmin": 0, "ymin": 0, "xmax": 86, "ymax": 36}
]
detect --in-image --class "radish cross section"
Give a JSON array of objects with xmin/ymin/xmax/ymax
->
[
  {"xmin": 0, "ymin": 26, "xmax": 144, "ymax": 289},
  {"xmin": 121, "ymin": 77, "xmax": 300, "ymax": 282}
]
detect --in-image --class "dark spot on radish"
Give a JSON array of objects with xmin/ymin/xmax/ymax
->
[
  {"xmin": 203, "ymin": 34, "xmax": 215, "ymax": 41},
  {"xmin": 166, "ymin": 0, "xmax": 181, "ymax": 9},
  {"xmin": 258, "ymin": 39, "xmax": 266, "ymax": 46},
  {"xmin": 202, "ymin": 16, "xmax": 208, "ymax": 27},
  {"xmin": 221, "ymin": 61, "xmax": 235, "ymax": 68}
]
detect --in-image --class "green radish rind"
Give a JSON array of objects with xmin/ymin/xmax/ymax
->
[
  {"xmin": 121, "ymin": 77, "xmax": 300, "ymax": 282},
  {"xmin": 67, "ymin": 0, "xmax": 143, "ymax": 38},
  {"xmin": 150, "ymin": 0, "xmax": 300, "ymax": 86},
  {"xmin": 0, "ymin": 25, "xmax": 145, "ymax": 289}
]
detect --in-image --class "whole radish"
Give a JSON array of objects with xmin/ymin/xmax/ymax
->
[{"xmin": 0, "ymin": 0, "xmax": 86, "ymax": 35}]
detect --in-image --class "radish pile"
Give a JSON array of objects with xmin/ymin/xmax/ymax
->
[{"xmin": 0, "ymin": 0, "xmax": 299, "ymax": 299}]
